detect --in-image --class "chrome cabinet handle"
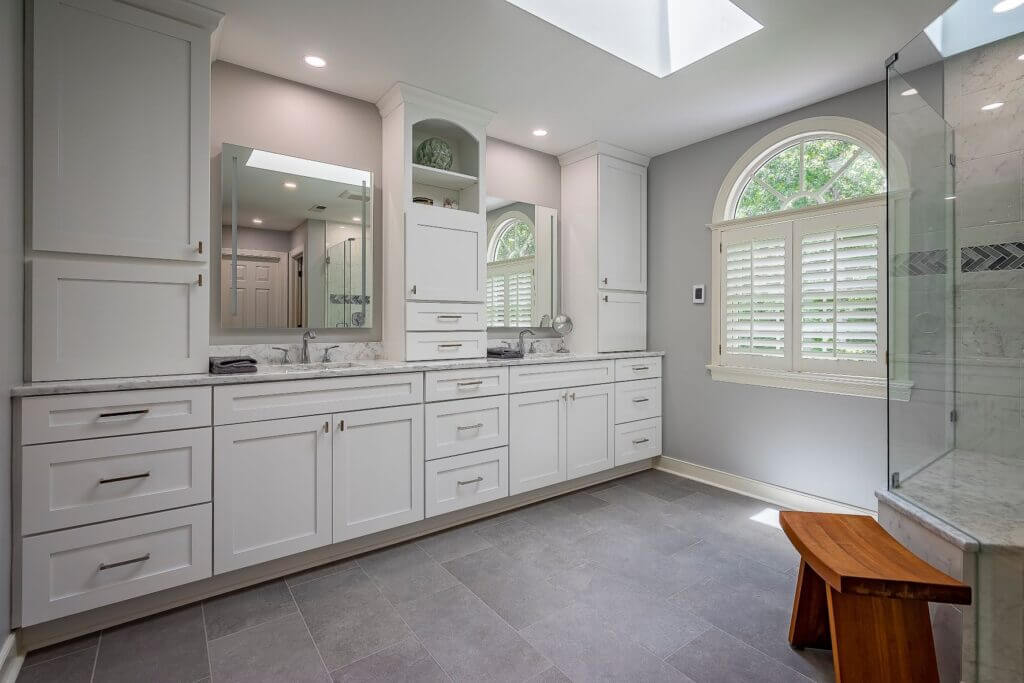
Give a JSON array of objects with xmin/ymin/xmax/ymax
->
[
  {"xmin": 632, "ymin": 366, "xmax": 649, "ymax": 372},
  {"xmin": 457, "ymin": 422, "xmax": 484, "ymax": 431},
  {"xmin": 602, "ymin": 295, "xmax": 609, "ymax": 302},
  {"xmin": 194, "ymin": 240, "xmax": 203, "ymax": 255},
  {"xmin": 601, "ymin": 277, "xmax": 608, "ymax": 285},
  {"xmin": 632, "ymin": 437, "xmax": 650, "ymax": 445},
  {"xmin": 97, "ymin": 409, "xmax": 150, "ymax": 421},
  {"xmin": 411, "ymin": 284, "xmax": 417, "ymax": 295},
  {"xmin": 99, "ymin": 472, "xmax": 150, "ymax": 485},
  {"xmin": 197, "ymin": 273, "xmax": 204, "ymax": 287},
  {"xmin": 632, "ymin": 397, "xmax": 650, "ymax": 403},
  {"xmin": 438, "ymin": 343, "xmax": 463, "ymax": 349},
  {"xmin": 436, "ymin": 314, "xmax": 463, "ymax": 320},
  {"xmin": 457, "ymin": 476, "xmax": 483, "ymax": 486},
  {"xmin": 456, "ymin": 380, "xmax": 484, "ymax": 388},
  {"xmin": 569, "ymin": 392, "xmax": 576, "ymax": 401},
  {"xmin": 99, "ymin": 553, "xmax": 151, "ymax": 571}
]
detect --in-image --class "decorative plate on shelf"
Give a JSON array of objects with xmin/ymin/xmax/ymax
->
[
  {"xmin": 414, "ymin": 137, "xmax": 453, "ymax": 170},
  {"xmin": 413, "ymin": 196, "xmax": 434, "ymax": 205}
]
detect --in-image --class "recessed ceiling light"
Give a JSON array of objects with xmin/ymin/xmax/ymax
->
[
  {"xmin": 901, "ymin": 88, "xmax": 918, "ymax": 96},
  {"xmin": 981, "ymin": 101, "xmax": 1005, "ymax": 110},
  {"xmin": 283, "ymin": 181, "xmax": 297, "ymax": 189},
  {"xmin": 532, "ymin": 129, "xmax": 548, "ymax": 136},
  {"xmin": 252, "ymin": 218, "xmax": 263, "ymax": 224},
  {"xmin": 352, "ymin": 216, "xmax": 361, "ymax": 222},
  {"xmin": 303, "ymin": 55, "xmax": 327, "ymax": 68},
  {"xmin": 945, "ymin": 195, "xmax": 957, "ymax": 200},
  {"xmin": 993, "ymin": 0, "xmax": 1024, "ymax": 12},
  {"xmin": 1018, "ymin": 54, "xmax": 1024, "ymax": 61}
]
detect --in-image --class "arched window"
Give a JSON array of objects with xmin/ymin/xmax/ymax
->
[
  {"xmin": 708, "ymin": 117, "xmax": 890, "ymax": 399},
  {"xmin": 486, "ymin": 215, "xmax": 536, "ymax": 327}
]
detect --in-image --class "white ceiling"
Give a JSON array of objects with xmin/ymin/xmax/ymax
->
[{"xmin": 206, "ymin": 0, "xmax": 954, "ymax": 158}]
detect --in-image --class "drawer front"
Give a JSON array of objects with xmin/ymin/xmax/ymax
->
[
  {"xmin": 614, "ymin": 417, "xmax": 662, "ymax": 466},
  {"xmin": 614, "ymin": 357, "xmax": 662, "ymax": 382},
  {"xmin": 615, "ymin": 378, "xmax": 662, "ymax": 424},
  {"xmin": 19, "ymin": 504, "xmax": 212, "ymax": 626},
  {"xmin": 509, "ymin": 361, "xmax": 615, "ymax": 393},
  {"xmin": 406, "ymin": 302, "xmax": 486, "ymax": 331},
  {"xmin": 425, "ymin": 366, "xmax": 509, "ymax": 402},
  {"xmin": 213, "ymin": 373, "xmax": 423, "ymax": 425},
  {"xmin": 425, "ymin": 395, "xmax": 508, "ymax": 461},
  {"xmin": 425, "ymin": 447, "xmax": 508, "ymax": 517},
  {"xmin": 21, "ymin": 387, "xmax": 212, "ymax": 445},
  {"xmin": 21, "ymin": 428, "xmax": 212, "ymax": 535},
  {"xmin": 406, "ymin": 332, "xmax": 487, "ymax": 361}
]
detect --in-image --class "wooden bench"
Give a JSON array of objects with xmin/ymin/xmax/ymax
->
[{"xmin": 779, "ymin": 511, "xmax": 971, "ymax": 683}]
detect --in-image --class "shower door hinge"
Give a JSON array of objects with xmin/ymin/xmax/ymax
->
[
  {"xmin": 950, "ymin": 409, "xmax": 958, "ymax": 423},
  {"xmin": 325, "ymin": 256, "xmax": 331, "ymax": 265},
  {"xmin": 718, "ymin": 344, "xmax": 722, "ymax": 354},
  {"xmin": 885, "ymin": 53, "xmax": 898, "ymax": 68},
  {"xmin": 949, "ymin": 153, "xmax": 957, "ymax": 167},
  {"xmin": 891, "ymin": 472, "xmax": 901, "ymax": 489}
]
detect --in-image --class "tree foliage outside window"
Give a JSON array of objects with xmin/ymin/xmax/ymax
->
[
  {"xmin": 490, "ymin": 219, "xmax": 535, "ymax": 262},
  {"xmin": 734, "ymin": 137, "xmax": 885, "ymax": 219},
  {"xmin": 487, "ymin": 217, "xmax": 536, "ymax": 327}
]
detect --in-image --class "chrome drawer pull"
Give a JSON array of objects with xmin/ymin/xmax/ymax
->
[
  {"xmin": 99, "ymin": 472, "xmax": 151, "ymax": 485},
  {"xmin": 632, "ymin": 437, "xmax": 650, "ymax": 445},
  {"xmin": 96, "ymin": 409, "xmax": 150, "ymax": 420},
  {"xmin": 632, "ymin": 365, "xmax": 649, "ymax": 371},
  {"xmin": 457, "ymin": 422, "xmax": 484, "ymax": 431},
  {"xmin": 456, "ymin": 380, "xmax": 484, "ymax": 387},
  {"xmin": 98, "ymin": 553, "xmax": 151, "ymax": 571},
  {"xmin": 436, "ymin": 314, "xmax": 463, "ymax": 320},
  {"xmin": 457, "ymin": 476, "xmax": 483, "ymax": 486},
  {"xmin": 632, "ymin": 397, "xmax": 650, "ymax": 403},
  {"xmin": 438, "ymin": 343, "xmax": 464, "ymax": 349}
]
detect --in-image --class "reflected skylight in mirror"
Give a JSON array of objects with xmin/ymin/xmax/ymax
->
[
  {"xmin": 505, "ymin": 0, "xmax": 762, "ymax": 78},
  {"xmin": 924, "ymin": 0, "xmax": 1024, "ymax": 57},
  {"xmin": 245, "ymin": 149, "xmax": 372, "ymax": 186}
]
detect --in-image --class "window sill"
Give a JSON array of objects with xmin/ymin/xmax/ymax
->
[{"xmin": 706, "ymin": 364, "xmax": 912, "ymax": 401}]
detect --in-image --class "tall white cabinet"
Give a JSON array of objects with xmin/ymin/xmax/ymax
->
[
  {"xmin": 559, "ymin": 143, "xmax": 650, "ymax": 353},
  {"xmin": 378, "ymin": 83, "xmax": 494, "ymax": 361},
  {"xmin": 26, "ymin": 0, "xmax": 221, "ymax": 381}
]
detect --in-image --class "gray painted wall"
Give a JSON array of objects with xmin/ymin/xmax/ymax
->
[
  {"xmin": 210, "ymin": 61, "xmax": 384, "ymax": 344},
  {"xmin": 648, "ymin": 82, "xmax": 888, "ymax": 510},
  {"xmin": 486, "ymin": 138, "xmax": 560, "ymax": 210},
  {"xmin": 1, "ymin": 0, "xmax": 22, "ymax": 638}
]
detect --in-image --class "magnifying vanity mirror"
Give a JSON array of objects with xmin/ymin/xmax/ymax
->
[
  {"xmin": 485, "ymin": 197, "xmax": 559, "ymax": 329},
  {"xmin": 219, "ymin": 143, "xmax": 374, "ymax": 330}
]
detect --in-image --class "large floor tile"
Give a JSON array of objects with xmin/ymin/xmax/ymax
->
[
  {"xmin": 358, "ymin": 542, "xmax": 460, "ymax": 604},
  {"xmin": 285, "ymin": 558, "xmax": 359, "ymax": 588},
  {"xmin": 568, "ymin": 529, "xmax": 701, "ymax": 597},
  {"xmin": 475, "ymin": 517, "xmax": 586, "ymax": 577},
  {"xmin": 547, "ymin": 491, "xmax": 610, "ymax": 515},
  {"xmin": 291, "ymin": 567, "xmax": 412, "ymax": 671},
  {"xmin": 547, "ymin": 561, "xmax": 712, "ymax": 657},
  {"xmin": 417, "ymin": 525, "xmax": 493, "ymax": 563},
  {"xmin": 443, "ymin": 546, "xmax": 573, "ymax": 629},
  {"xmin": 330, "ymin": 636, "xmax": 447, "ymax": 682},
  {"xmin": 203, "ymin": 579, "xmax": 297, "ymax": 640},
  {"xmin": 398, "ymin": 584, "xmax": 550, "ymax": 682},
  {"xmin": 666, "ymin": 628, "xmax": 812, "ymax": 683},
  {"xmin": 672, "ymin": 540, "xmax": 797, "ymax": 596},
  {"xmin": 208, "ymin": 611, "xmax": 329, "ymax": 683},
  {"xmin": 520, "ymin": 603, "xmax": 694, "ymax": 683},
  {"xmin": 22, "ymin": 634, "xmax": 99, "ymax": 668},
  {"xmin": 513, "ymin": 500, "xmax": 597, "ymax": 545},
  {"xmin": 527, "ymin": 667, "xmax": 571, "ymax": 682},
  {"xmin": 17, "ymin": 647, "xmax": 95, "ymax": 683},
  {"xmin": 93, "ymin": 605, "xmax": 209, "ymax": 683},
  {"xmin": 618, "ymin": 469, "xmax": 700, "ymax": 501}
]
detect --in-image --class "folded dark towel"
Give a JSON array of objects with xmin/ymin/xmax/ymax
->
[
  {"xmin": 209, "ymin": 356, "xmax": 258, "ymax": 374},
  {"xmin": 486, "ymin": 347, "xmax": 523, "ymax": 359}
]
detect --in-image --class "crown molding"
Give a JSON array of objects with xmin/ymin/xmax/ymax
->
[
  {"xmin": 376, "ymin": 82, "xmax": 494, "ymax": 127},
  {"xmin": 117, "ymin": 0, "xmax": 224, "ymax": 31},
  {"xmin": 557, "ymin": 141, "xmax": 651, "ymax": 168}
]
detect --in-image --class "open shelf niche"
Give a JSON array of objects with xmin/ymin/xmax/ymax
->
[{"xmin": 410, "ymin": 118, "xmax": 480, "ymax": 213}]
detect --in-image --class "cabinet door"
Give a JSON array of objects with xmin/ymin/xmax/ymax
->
[
  {"xmin": 333, "ymin": 405, "xmax": 424, "ymax": 542},
  {"xmin": 214, "ymin": 416, "xmax": 332, "ymax": 573},
  {"xmin": 598, "ymin": 156, "xmax": 647, "ymax": 292},
  {"xmin": 32, "ymin": 0, "xmax": 209, "ymax": 261},
  {"xmin": 29, "ymin": 259, "xmax": 208, "ymax": 381},
  {"xmin": 509, "ymin": 389, "xmax": 566, "ymax": 495},
  {"xmin": 565, "ymin": 384, "xmax": 615, "ymax": 480},
  {"xmin": 405, "ymin": 204, "xmax": 485, "ymax": 302},
  {"xmin": 598, "ymin": 291, "xmax": 647, "ymax": 352}
]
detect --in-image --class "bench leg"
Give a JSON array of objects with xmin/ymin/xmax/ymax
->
[
  {"xmin": 788, "ymin": 560, "xmax": 832, "ymax": 649},
  {"xmin": 826, "ymin": 587, "xmax": 940, "ymax": 683}
]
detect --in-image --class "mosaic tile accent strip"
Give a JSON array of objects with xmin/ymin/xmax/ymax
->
[
  {"xmin": 961, "ymin": 242, "xmax": 1024, "ymax": 272},
  {"xmin": 891, "ymin": 249, "xmax": 948, "ymax": 276}
]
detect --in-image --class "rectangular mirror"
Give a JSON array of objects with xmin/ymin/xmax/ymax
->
[
  {"xmin": 485, "ymin": 197, "xmax": 558, "ymax": 329},
  {"xmin": 219, "ymin": 143, "xmax": 373, "ymax": 330}
]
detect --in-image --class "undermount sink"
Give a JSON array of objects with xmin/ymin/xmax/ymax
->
[{"xmin": 261, "ymin": 361, "xmax": 359, "ymax": 374}]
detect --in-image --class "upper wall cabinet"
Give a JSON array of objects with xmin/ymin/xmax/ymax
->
[
  {"xmin": 30, "ymin": 0, "xmax": 219, "ymax": 261},
  {"xmin": 597, "ymin": 156, "xmax": 648, "ymax": 292}
]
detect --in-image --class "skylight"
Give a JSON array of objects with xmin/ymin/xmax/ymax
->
[
  {"xmin": 245, "ymin": 150, "xmax": 372, "ymax": 186},
  {"xmin": 505, "ymin": 0, "xmax": 762, "ymax": 78}
]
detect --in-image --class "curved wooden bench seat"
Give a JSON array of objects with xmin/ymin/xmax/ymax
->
[{"xmin": 779, "ymin": 511, "xmax": 971, "ymax": 683}]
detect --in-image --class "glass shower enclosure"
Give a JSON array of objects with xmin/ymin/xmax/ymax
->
[{"xmin": 886, "ymin": 2, "xmax": 1023, "ymax": 680}]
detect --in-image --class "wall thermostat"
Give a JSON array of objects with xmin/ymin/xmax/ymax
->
[{"xmin": 693, "ymin": 284, "xmax": 705, "ymax": 304}]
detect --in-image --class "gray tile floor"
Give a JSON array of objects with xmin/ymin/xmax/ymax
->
[{"xmin": 17, "ymin": 470, "xmax": 836, "ymax": 683}]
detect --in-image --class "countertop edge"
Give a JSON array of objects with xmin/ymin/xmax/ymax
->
[{"xmin": 875, "ymin": 490, "xmax": 982, "ymax": 552}]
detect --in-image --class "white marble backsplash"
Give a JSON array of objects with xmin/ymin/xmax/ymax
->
[{"xmin": 211, "ymin": 342, "xmax": 384, "ymax": 364}]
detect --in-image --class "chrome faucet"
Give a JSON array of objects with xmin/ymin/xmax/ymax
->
[
  {"xmin": 322, "ymin": 345, "xmax": 340, "ymax": 362},
  {"xmin": 518, "ymin": 329, "xmax": 536, "ymax": 356},
  {"xmin": 301, "ymin": 329, "xmax": 317, "ymax": 363}
]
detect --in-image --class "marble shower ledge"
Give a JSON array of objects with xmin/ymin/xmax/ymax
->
[
  {"xmin": 876, "ymin": 490, "xmax": 980, "ymax": 552},
  {"xmin": 10, "ymin": 351, "xmax": 665, "ymax": 398}
]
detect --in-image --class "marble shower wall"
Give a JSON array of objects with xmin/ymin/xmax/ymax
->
[{"xmin": 946, "ymin": 33, "xmax": 1024, "ymax": 458}]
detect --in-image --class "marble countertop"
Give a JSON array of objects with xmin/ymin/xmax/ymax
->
[{"xmin": 11, "ymin": 350, "xmax": 665, "ymax": 397}]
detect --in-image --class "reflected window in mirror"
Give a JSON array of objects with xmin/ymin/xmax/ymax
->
[{"xmin": 485, "ymin": 199, "xmax": 558, "ymax": 329}]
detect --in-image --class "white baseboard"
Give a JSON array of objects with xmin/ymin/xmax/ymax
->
[
  {"xmin": 0, "ymin": 632, "xmax": 23, "ymax": 683},
  {"xmin": 656, "ymin": 456, "xmax": 875, "ymax": 516}
]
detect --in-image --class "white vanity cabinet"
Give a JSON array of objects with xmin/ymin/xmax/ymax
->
[
  {"xmin": 333, "ymin": 404, "xmax": 424, "ymax": 542},
  {"xmin": 559, "ymin": 143, "xmax": 650, "ymax": 353},
  {"xmin": 405, "ymin": 204, "xmax": 486, "ymax": 303},
  {"xmin": 565, "ymin": 384, "xmax": 615, "ymax": 479},
  {"xmin": 509, "ymin": 388, "xmax": 567, "ymax": 495},
  {"xmin": 213, "ymin": 416, "xmax": 333, "ymax": 573}
]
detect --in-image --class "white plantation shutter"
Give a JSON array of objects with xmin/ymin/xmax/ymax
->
[
  {"xmin": 507, "ymin": 270, "xmax": 534, "ymax": 327},
  {"xmin": 485, "ymin": 276, "xmax": 505, "ymax": 327},
  {"xmin": 486, "ymin": 260, "xmax": 534, "ymax": 327},
  {"xmin": 722, "ymin": 228, "xmax": 788, "ymax": 367}
]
